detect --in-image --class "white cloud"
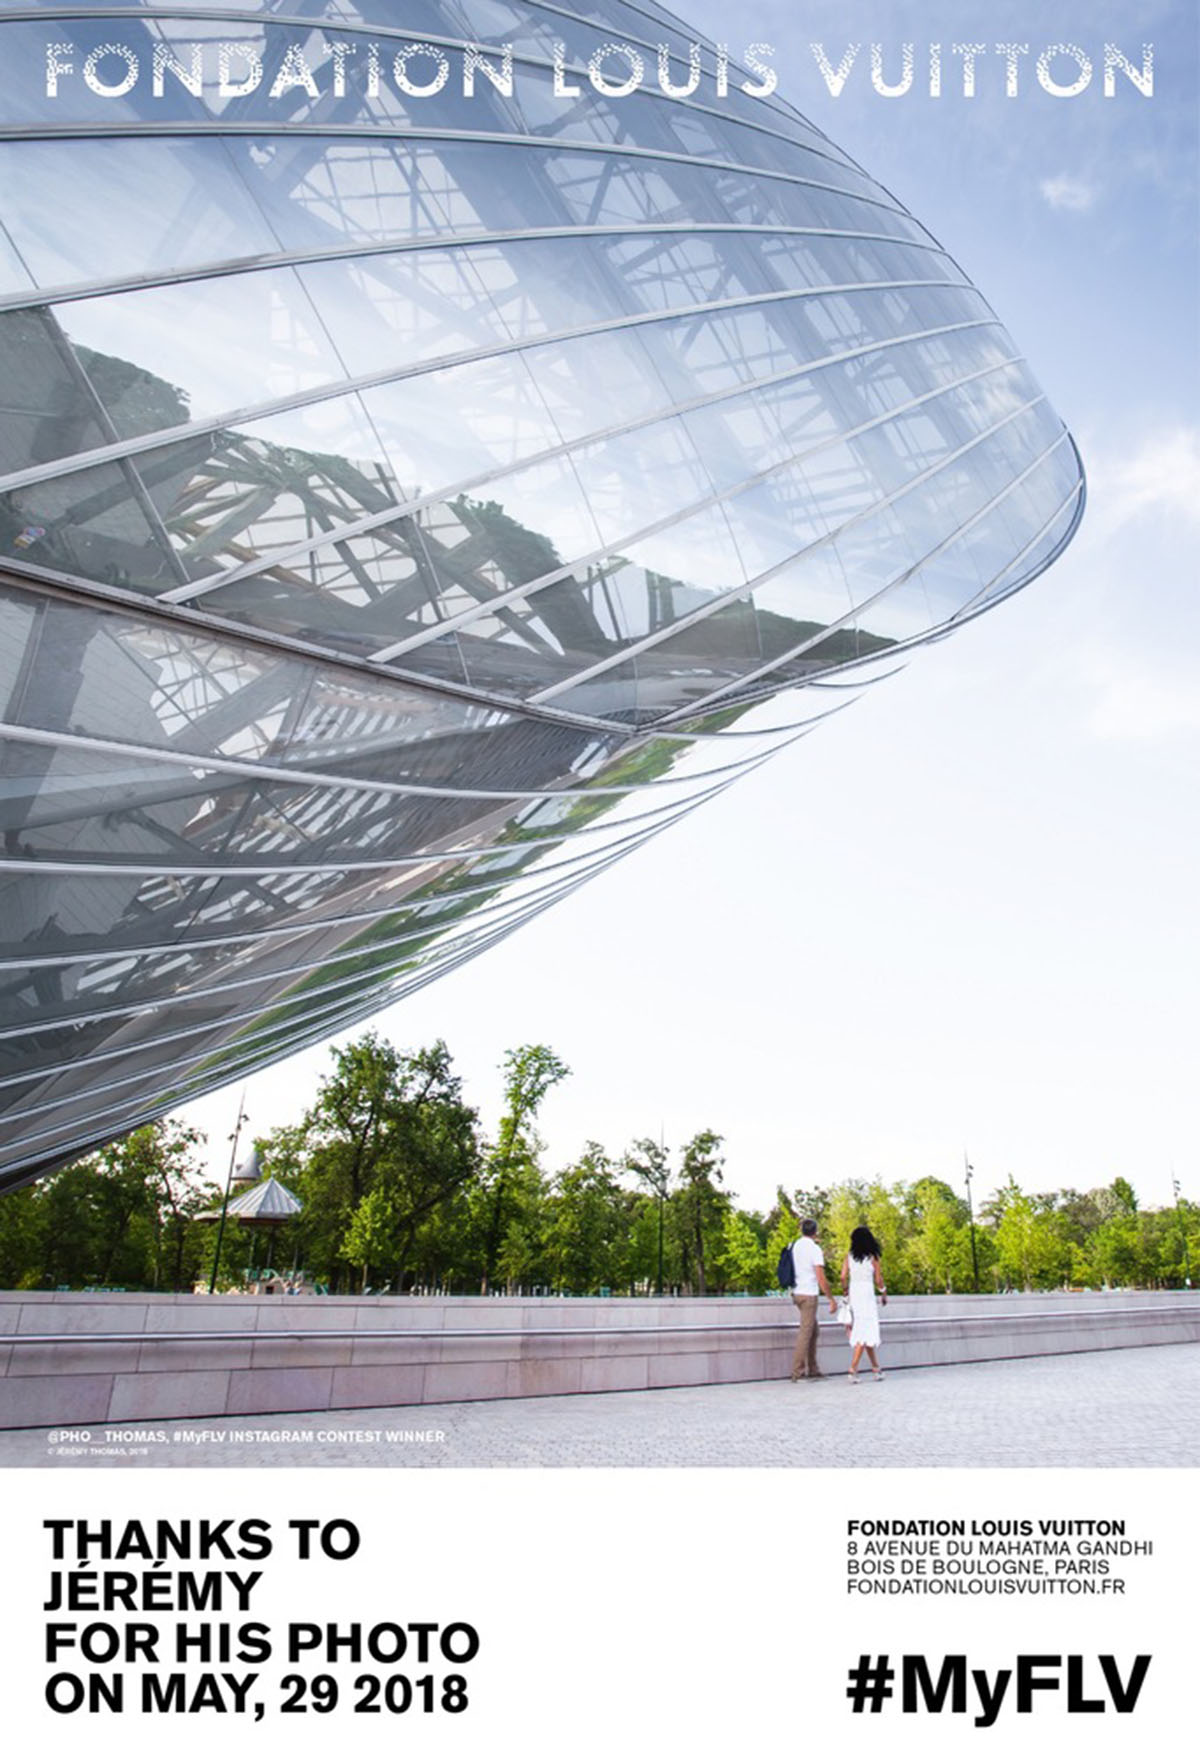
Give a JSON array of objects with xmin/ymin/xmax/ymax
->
[
  {"xmin": 1049, "ymin": 426, "xmax": 1200, "ymax": 744},
  {"xmin": 1085, "ymin": 665, "xmax": 1200, "ymax": 742},
  {"xmin": 1039, "ymin": 174, "xmax": 1099, "ymax": 212},
  {"xmin": 1084, "ymin": 426, "xmax": 1200, "ymax": 537}
]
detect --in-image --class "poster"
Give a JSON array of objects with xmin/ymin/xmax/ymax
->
[{"xmin": 0, "ymin": 0, "xmax": 1195, "ymax": 1749}]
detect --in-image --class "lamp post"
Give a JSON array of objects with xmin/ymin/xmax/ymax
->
[
  {"xmin": 207, "ymin": 1092, "xmax": 249, "ymax": 1295},
  {"xmin": 1172, "ymin": 1176, "xmax": 1192, "ymax": 1289},
  {"xmin": 964, "ymin": 1151, "xmax": 980, "ymax": 1293}
]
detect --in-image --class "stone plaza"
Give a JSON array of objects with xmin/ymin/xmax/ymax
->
[{"xmin": 1, "ymin": 1340, "xmax": 1195, "ymax": 1470}]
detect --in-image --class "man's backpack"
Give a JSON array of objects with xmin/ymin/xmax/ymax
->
[{"xmin": 775, "ymin": 1243, "xmax": 795, "ymax": 1289}]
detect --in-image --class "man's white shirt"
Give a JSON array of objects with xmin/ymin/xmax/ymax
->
[{"xmin": 791, "ymin": 1236, "xmax": 824, "ymax": 1294}]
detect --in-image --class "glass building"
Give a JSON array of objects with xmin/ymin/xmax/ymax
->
[{"xmin": 0, "ymin": 2, "xmax": 1084, "ymax": 1191}]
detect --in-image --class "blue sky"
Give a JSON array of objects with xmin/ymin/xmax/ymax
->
[{"xmin": 183, "ymin": 0, "xmax": 1199, "ymax": 1217}]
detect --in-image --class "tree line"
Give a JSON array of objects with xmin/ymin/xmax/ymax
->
[{"xmin": 0, "ymin": 1034, "xmax": 1195, "ymax": 1296}]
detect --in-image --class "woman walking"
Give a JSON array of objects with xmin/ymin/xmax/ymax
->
[{"xmin": 840, "ymin": 1226, "xmax": 887, "ymax": 1382}]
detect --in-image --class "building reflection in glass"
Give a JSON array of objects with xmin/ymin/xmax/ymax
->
[{"xmin": 0, "ymin": 2, "xmax": 1083, "ymax": 1188}]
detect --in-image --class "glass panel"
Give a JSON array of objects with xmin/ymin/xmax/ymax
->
[
  {"xmin": 446, "ymin": 451, "xmax": 605, "ymax": 576},
  {"xmin": 641, "ymin": 305, "xmax": 794, "ymax": 401},
  {"xmin": 0, "ymin": 451, "xmax": 178, "ymax": 588},
  {"xmin": 201, "ymin": 449, "xmax": 600, "ymax": 656},
  {"xmin": 0, "ymin": 138, "xmax": 279, "ymax": 290},
  {"xmin": 679, "ymin": 394, "xmax": 789, "ymax": 494},
  {"xmin": 197, "ymin": 543, "xmax": 472, "ymax": 676},
  {"xmin": 456, "ymin": 566, "xmax": 629, "ymax": 697},
  {"xmin": 817, "ymin": 502, "xmax": 931, "ymax": 625},
  {"xmin": 752, "ymin": 370, "xmax": 847, "ymax": 458},
  {"xmin": 298, "ymin": 247, "xmax": 511, "ymax": 374},
  {"xmin": 759, "ymin": 619, "xmax": 885, "ymax": 685},
  {"xmin": 596, "ymin": 229, "xmax": 761, "ymax": 314},
  {"xmin": 977, "ymin": 498, "xmax": 1080, "ymax": 608},
  {"xmin": 567, "ymin": 415, "xmax": 713, "ymax": 544},
  {"xmin": 0, "ymin": 591, "xmax": 36, "ymax": 706},
  {"xmin": 0, "ymin": 307, "xmax": 112, "ymax": 477},
  {"xmin": 0, "ymin": 869, "xmax": 587, "ymax": 1037},
  {"xmin": 851, "ymin": 579, "xmax": 936, "ymax": 644},
  {"xmin": 540, "ymin": 658, "xmax": 640, "ymax": 722},
  {"xmin": 524, "ymin": 327, "xmax": 672, "ymax": 444},
  {"xmin": 721, "ymin": 471, "xmax": 832, "ymax": 577},
  {"xmin": 155, "ymin": 393, "xmax": 403, "ymax": 591},
  {"xmin": 53, "ymin": 268, "xmax": 345, "ymax": 439},
  {"xmin": 0, "ymin": 218, "xmax": 34, "ymax": 298},
  {"xmin": 750, "ymin": 547, "xmax": 856, "ymax": 661},
  {"xmin": 233, "ymin": 135, "xmax": 571, "ymax": 248},
  {"xmin": 544, "ymin": 150, "xmax": 723, "ymax": 227},
  {"xmin": 459, "ymin": 224, "xmax": 816, "ymax": 336},
  {"xmin": 922, "ymin": 513, "xmax": 1015, "ymax": 623},
  {"xmin": 603, "ymin": 502, "xmax": 745, "ymax": 640},
  {"xmin": 361, "ymin": 351, "xmax": 563, "ymax": 489},
  {"xmin": 0, "ymin": 393, "xmax": 408, "ymax": 602},
  {"xmin": 632, "ymin": 596, "xmax": 761, "ymax": 714},
  {"xmin": 790, "ymin": 439, "xmax": 881, "ymax": 532}
]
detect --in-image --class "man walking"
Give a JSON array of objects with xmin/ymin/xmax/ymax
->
[{"xmin": 789, "ymin": 1217, "xmax": 837, "ymax": 1380}]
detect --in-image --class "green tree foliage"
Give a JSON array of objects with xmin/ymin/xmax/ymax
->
[
  {"xmin": 0, "ymin": 1121, "xmax": 209, "ymax": 1290},
  {"xmin": 906, "ymin": 1178, "xmax": 973, "ymax": 1292},
  {"xmin": 1160, "ymin": 1197, "xmax": 1198, "ymax": 1288},
  {"xmin": 286, "ymin": 1034, "xmax": 480, "ymax": 1292},
  {"xmin": 624, "ymin": 1136, "xmax": 672, "ymax": 1294},
  {"xmin": 722, "ymin": 1209, "xmax": 771, "ymax": 1294},
  {"xmin": 764, "ymin": 1189, "xmax": 801, "ymax": 1287},
  {"xmin": 543, "ymin": 1145, "xmax": 631, "ymax": 1294},
  {"xmin": 0, "ymin": 1184, "xmax": 41, "ymax": 1289},
  {"xmin": 477, "ymin": 1044, "xmax": 569, "ymax": 1295},
  {"xmin": 823, "ymin": 1180, "xmax": 870, "ymax": 1268},
  {"xmin": 1, "ymin": 1039, "xmax": 1194, "ymax": 1298},
  {"xmin": 671, "ymin": 1129, "xmax": 729, "ymax": 1295},
  {"xmin": 788, "ymin": 1185, "xmax": 831, "ymax": 1233},
  {"xmin": 990, "ymin": 1179, "xmax": 1070, "ymax": 1291}
]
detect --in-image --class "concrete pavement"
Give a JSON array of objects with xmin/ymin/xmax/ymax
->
[{"xmin": 1, "ymin": 1340, "xmax": 1195, "ymax": 1469}]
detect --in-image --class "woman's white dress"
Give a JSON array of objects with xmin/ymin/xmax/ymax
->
[{"xmin": 847, "ymin": 1257, "xmax": 881, "ymax": 1348}]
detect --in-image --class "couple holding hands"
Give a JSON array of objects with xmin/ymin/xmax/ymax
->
[{"xmin": 788, "ymin": 1218, "xmax": 886, "ymax": 1384}]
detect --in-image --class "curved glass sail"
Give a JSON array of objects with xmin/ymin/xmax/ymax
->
[{"xmin": 0, "ymin": 2, "xmax": 1084, "ymax": 1188}]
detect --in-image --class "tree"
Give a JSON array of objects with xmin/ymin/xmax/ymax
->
[
  {"xmin": 478, "ymin": 1045, "xmax": 568, "ymax": 1295},
  {"xmin": 823, "ymin": 1181, "xmax": 870, "ymax": 1286},
  {"xmin": 673, "ymin": 1129, "xmax": 728, "ymax": 1295},
  {"xmin": 765, "ymin": 1188, "xmax": 801, "ymax": 1288},
  {"xmin": 145, "ymin": 1121, "xmax": 212, "ymax": 1291},
  {"xmin": 291, "ymin": 1035, "xmax": 480, "ymax": 1290},
  {"xmin": 294, "ymin": 1034, "xmax": 402, "ymax": 1284},
  {"xmin": 625, "ymin": 1136, "xmax": 671, "ymax": 1294},
  {"xmin": 990, "ymin": 1179, "xmax": 1070, "ymax": 1290},
  {"xmin": 0, "ymin": 1184, "xmax": 43, "ymax": 1289},
  {"xmin": 908, "ymin": 1178, "xmax": 973, "ymax": 1293},
  {"xmin": 1109, "ymin": 1177, "xmax": 1139, "ymax": 1216},
  {"xmin": 722, "ymin": 1209, "xmax": 771, "ymax": 1293},
  {"xmin": 544, "ymin": 1145, "xmax": 630, "ymax": 1293},
  {"xmin": 343, "ymin": 1041, "xmax": 480, "ymax": 1291},
  {"xmin": 788, "ymin": 1185, "xmax": 831, "ymax": 1233},
  {"xmin": 1088, "ymin": 1214, "xmax": 1143, "ymax": 1289},
  {"xmin": 861, "ymin": 1181, "xmax": 916, "ymax": 1293},
  {"xmin": 0, "ymin": 1120, "xmax": 208, "ymax": 1290}
]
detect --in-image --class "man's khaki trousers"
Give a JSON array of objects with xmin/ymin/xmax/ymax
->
[{"xmin": 790, "ymin": 1292, "xmax": 821, "ymax": 1378}]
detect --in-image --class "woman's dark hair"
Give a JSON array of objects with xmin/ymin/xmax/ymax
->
[{"xmin": 849, "ymin": 1226, "xmax": 882, "ymax": 1261}]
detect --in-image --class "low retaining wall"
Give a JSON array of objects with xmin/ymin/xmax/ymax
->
[{"xmin": 2, "ymin": 1289, "xmax": 1198, "ymax": 1428}]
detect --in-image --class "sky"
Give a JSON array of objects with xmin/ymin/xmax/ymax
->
[{"xmin": 181, "ymin": 0, "xmax": 1199, "ymax": 1218}]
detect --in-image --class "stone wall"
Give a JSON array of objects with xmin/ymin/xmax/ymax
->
[{"xmin": 2, "ymin": 1289, "xmax": 1197, "ymax": 1428}]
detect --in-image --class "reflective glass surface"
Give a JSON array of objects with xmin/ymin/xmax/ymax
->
[{"xmin": 0, "ymin": 1, "xmax": 1083, "ymax": 1185}]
